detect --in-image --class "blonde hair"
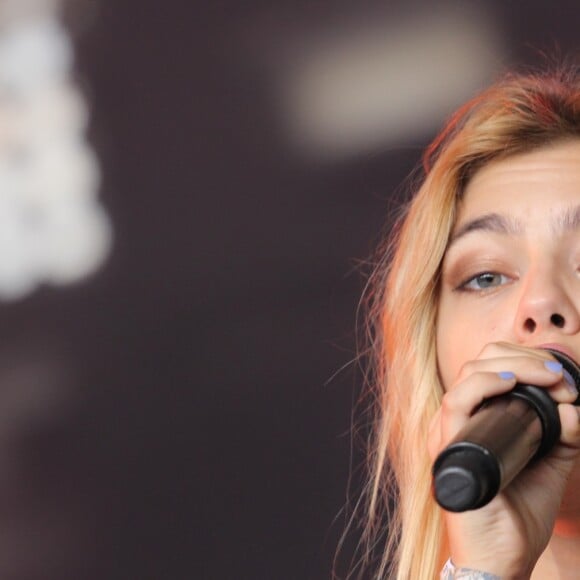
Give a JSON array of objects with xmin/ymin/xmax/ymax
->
[{"xmin": 362, "ymin": 65, "xmax": 580, "ymax": 579}]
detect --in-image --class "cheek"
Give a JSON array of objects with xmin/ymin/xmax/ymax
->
[
  {"xmin": 436, "ymin": 306, "xmax": 503, "ymax": 390},
  {"xmin": 436, "ymin": 318, "xmax": 470, "ymax": 391}
]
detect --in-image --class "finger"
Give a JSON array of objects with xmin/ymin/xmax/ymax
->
[
  {"xmin": 477, "ymin": 340, "xmax": 574, "ymax": 360},
  {"xmin": 453, "ymin": 356, "xmax": 577, "ymax": 403},
  {"xmin": 474, "ymin": 343, "xmax": 578, "ymax": 402},
  {"xmin": 438, "ymin": 371, "xmax": 517, "ymax": 446},
  {"xmin": 557, "ymin": 404, "xmax": 580, "ymax": 451},
  {"xmin": 540, "ymin": 404, "xmax": 580, "ymax": 485},
  {"xmin": 477, "ymin": 341, "xmax": 556, "ymax": 361}
]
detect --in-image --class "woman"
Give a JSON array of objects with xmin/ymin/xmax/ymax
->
[{"xmin": 363, "ymin": 66, "xmax": 580, "ymax": 578}]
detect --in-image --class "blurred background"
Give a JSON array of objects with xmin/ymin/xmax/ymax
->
[{"xmin": 0, "ymin": 0, "xmax": 578, "ymax": 578}]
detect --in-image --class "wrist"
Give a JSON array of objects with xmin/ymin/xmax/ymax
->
[{"xmin": 441, "ymin": 558, "xmax": 502, "ymax": 579}]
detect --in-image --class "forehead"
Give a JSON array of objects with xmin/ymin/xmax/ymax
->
[{"xmin": 456, "ymin": 139, "xmax": 580, "ymax": 226}]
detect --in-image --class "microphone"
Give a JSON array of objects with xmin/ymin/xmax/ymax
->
[{"xmin": 432, "ymin": 349, "xmax": 580, "ymax": 512}]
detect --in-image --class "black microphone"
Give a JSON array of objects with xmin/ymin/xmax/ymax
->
[{"xmin": 432, "ymin": 349, "xmax": 580, "ymax": 512}]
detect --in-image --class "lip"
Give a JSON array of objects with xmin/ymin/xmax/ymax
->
[{"xmin": 537, "ymin": 343, "xmax": 579, "ymax": 365}]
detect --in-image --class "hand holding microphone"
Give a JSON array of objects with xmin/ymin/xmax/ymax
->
[{"xmin": 432, "ymin": 348, "xmax": 580, "ymax": 512}]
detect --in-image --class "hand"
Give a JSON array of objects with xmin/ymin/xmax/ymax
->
[{"xmin": 428, "ymin": 342, "xmax": 580, "ymax": 579}]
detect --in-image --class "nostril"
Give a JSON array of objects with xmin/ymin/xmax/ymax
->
[
  {"xmin": 524, "ymin": 318, "xmax": 537, "ymax": 333},
  {"xmin": 551, "ymin": 313, "xmax": 565, "ymax": 328}
]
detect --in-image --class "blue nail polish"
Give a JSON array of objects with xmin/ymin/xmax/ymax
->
[
  {"xmin": 498, "ymin": 371, "xmax": 516, "ymax": 380},
  {"xmin": 545, "ymin": 360, "xmax": 563, "ymax": 373}
]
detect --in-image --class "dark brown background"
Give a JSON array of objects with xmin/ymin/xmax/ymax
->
[{"xmin": 0, "ymin": 1, "xmax": 578, "ymax": 578}]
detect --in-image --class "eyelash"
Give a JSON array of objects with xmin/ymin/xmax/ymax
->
[{"xmin": 456, "ymin": 271, "xmax": 511, "ymax": 292}]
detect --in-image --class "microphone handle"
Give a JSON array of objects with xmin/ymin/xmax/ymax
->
[{"xmin": 432, "ymin": 350, "xmax": 580, "ymax": 512}]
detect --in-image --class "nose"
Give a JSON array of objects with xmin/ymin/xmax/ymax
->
[{"xmin": 513, "ymin": 269, "xmax": 580, "ymax": 339}]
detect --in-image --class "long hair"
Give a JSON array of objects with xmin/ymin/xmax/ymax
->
[{"xmin": 364, "ymin": 65, "xmax": 580, "ymax": 579}]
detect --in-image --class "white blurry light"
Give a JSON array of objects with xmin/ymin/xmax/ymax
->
[
  {"xmin": 0, "ymin": 2, "xmax": 111, "ymax": 300},
  {"xmin": 0, "ymin": 18, "xmax": 71, "ymax": 91},
  {"xmin": 30, "ymin": 200, "xmax": 111, "ymax": 284},
  {"xmin": 278, "ymin": 6, "xmax": 506, "ymax": 159},
  {"xmin": 15, "ymin": 84, "xmax": 89, "ymax": 139}
]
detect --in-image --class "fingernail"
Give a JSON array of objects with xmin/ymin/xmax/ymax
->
[
  {"xmin": 498, "ymin": 371, "xmax": 516, "ymax": 380},
  {"xmin": 562, "ymin": 368, "xmax": 578, "ymax": 395},
  {"xmin": 545, "ymin": 360, "xmax": 563, "ymax": 373}
]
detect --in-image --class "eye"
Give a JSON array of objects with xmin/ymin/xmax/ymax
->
[{"xmin": 458, "ymin": 272, "xmax": 510, "ymax": 292}]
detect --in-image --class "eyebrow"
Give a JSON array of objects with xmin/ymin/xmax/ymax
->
[
  {"xmin": 554, "ymin": 204, "xmax": 580, "ymax": 234},
  {"xmin": 448, "ymin": 213, "xmax": 523, "ymax": 248},
  {"xmin": 448, "ymin": 204, "xmax": 580, "ymax": 249}
]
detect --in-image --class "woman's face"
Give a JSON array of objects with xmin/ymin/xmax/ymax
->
[{"xmin": 437, "ymin": 139, "xmax": 580, "ymax": 389}]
